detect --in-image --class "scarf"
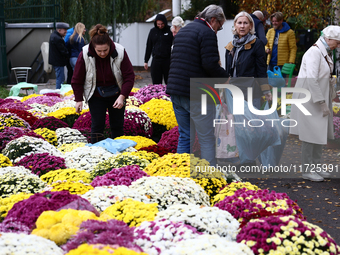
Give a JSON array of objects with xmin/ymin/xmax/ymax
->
[
  {"xmin": 231, "ymin": 33, "xmax": 257, "ymax": 77},
  {"xmin": 320, "ymin": 36, "xmax": 332, "ymax": 55}
]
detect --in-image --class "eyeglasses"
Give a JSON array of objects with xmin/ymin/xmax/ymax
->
[{"xmin": 217, "ymin": 19, "xmax": 223, "ymax": 31}]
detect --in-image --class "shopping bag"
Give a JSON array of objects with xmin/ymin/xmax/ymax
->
[
  {"xmin": 215, "ymin": 103, "xmax": 239, "ymax": 158},
  {"xmin": 224, "ymin": 88, "xmax": 284, "ymax": 164},
  {"xmin": 267, "ymin": 66, "xmax": 286, "ymax": 88}
]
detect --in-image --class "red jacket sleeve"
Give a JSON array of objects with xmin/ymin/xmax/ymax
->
[
  {"xmin": 71, "ymin": 52, "xmax": 86, "ymax": 102},
  {"xmin": 120, "ymin": 50, "xmax": 135, "ymax": 98}
]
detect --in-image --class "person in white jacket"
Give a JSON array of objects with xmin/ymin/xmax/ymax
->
[{"xmin": 290, "ymin": 26, "xmax": 340, "ymax": 181}]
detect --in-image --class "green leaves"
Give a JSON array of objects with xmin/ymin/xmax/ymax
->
[{"xmin": 60, "ymin": 0, "xmax": 153, "ymax": 37}]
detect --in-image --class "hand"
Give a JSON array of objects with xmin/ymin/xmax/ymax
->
[
  {"xmin": 265, "ymin": 48, "xmax": 271, "ymax": 54},
  {"xmin": 265, "ymin": 92, "xmax": 272, "ymax": 102},
  {"xmin": 320, "ymin": 102, "xmax": 330, "ymax": 117},
  {"xmin": 113, "ymin": 95, "xmax": 125, "ymax": 109},
  {"xmin": 144, "ymin": 63, "xmax": 148, "ymax": 70},
  {"xmin": 75, "ymin": 101, "xmax": 83, "ymax": 113}
]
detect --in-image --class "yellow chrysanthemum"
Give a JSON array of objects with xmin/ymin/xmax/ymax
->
[
  {"xmin": 32, "ymin": 209, "xmax": 98, "ymax": 245},
  {"xmin": 33, "ymin": 128, "xmax": 58, "ymax": 147},
  {"xmin": 121, "ymin": 150, "xmax": 159, "ymax": 163},
  {"xmin": 65, "ymin": 244, "xmax": 148, "ymax": 255},
  {"xmin": 101, "ymin": 199, "xmax": 158, "ymax": 227},
  {"xmin": 51, "ymin": 180, "xmax": 94, "ymax": 194},
  {"xmin": 21, "ymin": 94, "xmax": 43, "ymax": 102},
  {"xmin": 140, "ymin": 98, "xmax": 178, "ymax": 130},
  {"xmin": 58, "ymin": 143, "xmax": 86, "ymax": 153},
  {"xmin": 115, "ymin": 135, "xmax": 156, "ymax": 150},
  {"xmin": 40, "ymin": 168, "xmax": 91, "ymax": 184},
  {"xmin": 193, "ymin": 178, "xmax": 227, "ymax": 205},
  {"xmin": 212, "ymin": 182, "xmax": 259, "ymax": 205},
  {"xmin": 0, "ymin": 154, "xmax": 13, "ymax": 168},
  {"xmin": 0, "ymin": 193, "xmax": 33, "ymax": 219}
]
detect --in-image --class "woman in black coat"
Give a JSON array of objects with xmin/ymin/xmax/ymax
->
[{"xmin": 225, "ymin": 11, "xmax": 271, "ymax": 109}]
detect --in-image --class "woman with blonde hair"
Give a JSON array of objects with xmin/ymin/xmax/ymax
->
[
  {"xmin": 224, "ymin": 11, "xmax": 270, "ymax": 168},
  {"xmin": 171, "ymin": 16, "xmax": 184, "ymax": 37},
  {"xmin": 71, "ymin": 24, "xmax": 135, "ymax": 143},
  {"xmin": 67, "ymin": 22, "xmax": 87, "ymax": 70},
  {"xmin": 225, "ymin": 11, "xmax": 271, "ymax": 108}
]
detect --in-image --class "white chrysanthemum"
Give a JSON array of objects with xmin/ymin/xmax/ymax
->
[
  {"xmin": 56, "ymin": 127, "xmax": 88, "ymax": 147},
  {"xmin": 2, "ymin": 136, "xmax": 64, "ymax": 163},
  {"xmin": 134, "ymin": 219, "xmax": 202, "ymax": 255},
  {"xmin": 0, "ymin": 166, "xmax": 32, "ymax": 176},
  {"xmin": 0, "ymin": 232, "xmax": 63, "ymax": 255},
  {"xmin": 156, "ymin": 203, "xmax": 239, "ymax": 239},
  {"xmin": 64, "ymin": 146, "xmax": 113, "ymax": 172},
  {"xmin": 81, "ymin": 185, "xmax": 151, "ymax": 212},
  {"xmin": 162, "ymin": 234, "xmax": 254, "ymax": 255},
  {"xmin": 130, "ymin": 177, "xmax": 210, "ymax": 210},
  {"xmin": 49, "ymin": 99, "xmax": 88, "ymax": 113}
]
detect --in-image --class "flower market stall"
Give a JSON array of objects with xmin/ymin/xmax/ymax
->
[{"xmin": 0, "ymin": 85, "xmax": 339, "ymax": 255}]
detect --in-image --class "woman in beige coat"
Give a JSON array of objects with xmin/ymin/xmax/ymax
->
[{"xmin": 290, "ymin": 26, "xmax": 340, "ymax": 181}]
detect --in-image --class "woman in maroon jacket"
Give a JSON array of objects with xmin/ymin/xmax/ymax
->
[{"xmin": 71, "ymin": 24, "xmax": 135, "ymax": 143}]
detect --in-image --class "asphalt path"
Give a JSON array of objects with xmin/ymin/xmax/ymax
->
[{"xmin": 241, "ymin": 135, "xmax": 340, "ymax": 244}]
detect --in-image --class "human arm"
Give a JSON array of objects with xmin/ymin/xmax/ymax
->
[
  {"xmin": 320, "ymin": 101, "xmax": 330, "ymax": 117},
  {"xmin": 200, "ymin": 30, "xmax": 228, "ymax": 78},
  {"xmin": 303, "ymin": 47, "xmax": 325, "ymax": 103},
  {"xmin": 144, "ymin": 30, "xmax": 153, "ymax": 64},
  {"xmin": 288, "ymin": 29, "xmax": 297, "ymax": 63},
  {"xmin": 112, "ymin": 95, "xmax": 126, "ymax": 109},
  {"xmin": 254, "ymin": 40, "xmax": 272, "ymax": 100},
  {"xmin": 256, "ymin": 23, "xmax": 268, "ymax": 46},
  {"xmin": 113, "ymin": 50, "xmax": 134, "ymax": 109},
  {"xmin": 119, "ymin": 50, "xmax": 135, "ymax": 98},
  {"xmin": 265, "ymin": 29, "xmax": 273, "ymax": 54},
  {"xmin": 71, "ymin": 51, "xmax": 86, "ymax": 102}
]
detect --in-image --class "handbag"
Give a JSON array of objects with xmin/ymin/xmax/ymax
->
[
  {"xmin": 215, "ymin": 103, "xmax": 239, "ymax": 158},
  {"xmin": 267, "ymin": 66, "xmax": 285, "ymax": 88},
  {"xmin": 97, "ymin": 85, "xmax": 120, "ymax": 97}
]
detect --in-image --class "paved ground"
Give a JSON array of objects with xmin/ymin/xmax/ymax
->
[
  {"xmin": 244, "ymin": 135, "xmax": 340, "ymax": 244},
  {"xmin": 8, "ymin": 70, "xmax": 340, "ymax": 244}
]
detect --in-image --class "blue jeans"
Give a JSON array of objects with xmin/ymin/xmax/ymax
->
[
  {"xmin": 53, "ymin": 66, "xmax": 65, "ymax": 89},
  {"xmin": 171, "ymin": 94, "xmax": 216, "ymax": 166},
  {"xmin": 70, "ymin": 57, "xmax": 78, "ymax": 70}
]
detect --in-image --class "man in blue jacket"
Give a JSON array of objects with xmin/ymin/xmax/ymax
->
[
  {"xmin": 166, "ymin": 5, "xmax": 228, "ymax": 166},
  {"xmin": 144, "ymin": 14, "xmax": 173, "ymax": 84}
]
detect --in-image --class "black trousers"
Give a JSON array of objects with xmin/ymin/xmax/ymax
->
[
  {"xmin": 88, "ymin": 95, "xmax": 125, "ymax": 143},
  {"xmin": 151, "ymin": 57, "xmax": 170, "ymax": 85},
  {"xmin": 66, "ymin": 61, "xmax": 73, "ymax": 84}
]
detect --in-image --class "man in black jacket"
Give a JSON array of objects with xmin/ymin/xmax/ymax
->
[
  {"xmin": 251, "ymin": 10, "xmax": 267, "ymax": 46},
  {"xmin": 166, "ymin": 5, "xmax": 228, "ymax": 166},
  {"xmin": 49, "ymin": 22, "xmax": 69, "ymax": 89},
  {"xmin": 144, "ymin": 14, "xmax": 173, "ymax": 85}
]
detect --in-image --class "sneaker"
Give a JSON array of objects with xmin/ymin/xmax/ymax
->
[
  {"xmin": 316, "ymin": 170, "xmax": 331, "ymax": 178},
  {"xmin": 302, "ymin": 172, "xmax": 324, "ymax": 182}
]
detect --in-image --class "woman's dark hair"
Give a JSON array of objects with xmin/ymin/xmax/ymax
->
[{"xmin": 89, "ymin": 24, "xmax": 111, "ymax": 46}]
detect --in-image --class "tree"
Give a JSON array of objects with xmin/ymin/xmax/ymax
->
[
  {"xmin": 238, "ymin": 0, "xmax": 340, "ymax": 30},
  {"xmin": 181, "ymin": 0, "xmax": 239, "ymax": 20},
  {"xmin": 60, "ymin": 0, "xmax": 155, "ymax": 31}
]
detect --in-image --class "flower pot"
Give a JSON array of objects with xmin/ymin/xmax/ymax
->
[{"xmin": 326, "ymin": 139, "xmax": 340, "ymax": 149}]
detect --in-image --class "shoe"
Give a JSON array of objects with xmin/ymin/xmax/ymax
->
[
  {"xmin": 316, "ymin": 170, "xmax": 331, "ymax": 178},
  {"xmin": 302, "ymin": 172, "xmax": 324, "ymax": 182}
]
